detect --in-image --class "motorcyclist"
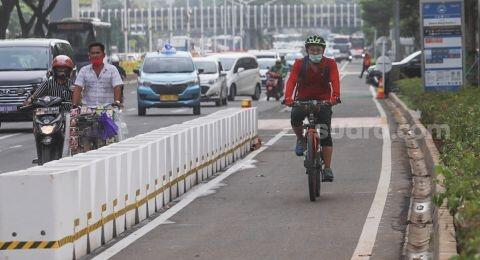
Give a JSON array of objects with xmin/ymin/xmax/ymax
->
[
  {"xmin": 284, "ymin": 34, "xmax": 341, "ymax": 182},
  {"xmin": 23, "ymin": 55, "xmax": 74, "ymax": 110},
  {"xmin": 110, "ymin": 55, "xmax": 126, "ymax": 102},
  {"xmin": 23, "ymin": 55, "xmax": 74, "ymax": 163},
  {"xmin": 268, "ymin": 59, "xmax": 287, "ymax": 96}
]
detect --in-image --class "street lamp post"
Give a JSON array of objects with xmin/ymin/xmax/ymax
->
[
  {"xmin": 148, "ymin": 0, "xmax": 152, "ymax": 52},
  {"xmin": 124, "ymin": 0, "xmax": 128, "ymax": 52}
]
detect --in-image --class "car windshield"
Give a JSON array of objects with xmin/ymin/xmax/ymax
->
[
  {"xmin": 194, "ymin": 61, "xmax": 217, "ymax": 74},
  {"xmin": 217, "ymin": 57, "xmax": 236, "ymax": 71},
  {"xmin": 333, "ymin": 38, "xmax": 350, "ymax": 44},
  {"xmin": 257, "ymin": 59, "xmax": 276, "ymax": 70},
  {"xmin": 143, "ymin": 57, "xmax": 194, "ymax": 73},
  {"xmin": 0, "ymin": 47, "xmax": 49, "ymax": 71}
]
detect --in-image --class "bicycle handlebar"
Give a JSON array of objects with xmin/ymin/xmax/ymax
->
[{"xmin": 292, "ymin": 100, "xmax": 332, "ymax": 107}]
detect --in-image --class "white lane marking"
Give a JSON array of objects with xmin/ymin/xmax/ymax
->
[
  {"xmin": 351, "ymin": 87, "xmax": 391, "ymax": 260},
  {"xmin": 0, "ymin": 134, "xmax": 20, "ymax": 140},
  {"xmin": 9, "ymin": 145, "xmax": 22, "ymax": 149},
  {"xmin": 130, "ymin": 91, "xmax": 136, "ymax": 95},
  {"xmin": 93, "ymin": 129, "xmax": 288, "ymax": 259},
  {"xmin": 127, "ymin": 108, "xmax": 136, "ymax": 112},
  {"xmin": 258, "ymin": 117, "xmax": 387, "ymax": 130}
]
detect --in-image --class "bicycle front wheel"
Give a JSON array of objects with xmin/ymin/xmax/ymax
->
[{"xmin": 305, "ymin": 131, "xmax": 317, "ymax": 202}]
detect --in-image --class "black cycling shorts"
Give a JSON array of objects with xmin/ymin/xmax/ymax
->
[{"xmin": 291, "ymin": 104, "xmax": 333, "ymax": 147}]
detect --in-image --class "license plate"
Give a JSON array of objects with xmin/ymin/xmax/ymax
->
[
  {"xmin": 36, "ymin": 107, "xmax": 59, "ymax": 115},
  {"xmin": 160, "ymin": 95, "xmax": 178, "ymax": 101},
  {"xmin": 0, "ymin": 105, "xmax": 17, "ymax": 112}
]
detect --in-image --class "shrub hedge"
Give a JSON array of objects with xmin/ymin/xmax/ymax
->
[{"xmin": 396, "ymin": 78, "xmax": 480, "ymax": 259}]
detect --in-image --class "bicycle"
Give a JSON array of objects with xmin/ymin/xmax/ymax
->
[{"xmin": 292, "ymin": 100, "xmax": 332, "ymax": 202}]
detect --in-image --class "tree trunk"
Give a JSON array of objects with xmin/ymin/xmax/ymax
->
[
  {"xmin": 16, "ymin": 0, "xmax": 36, "ymax": 37},
  {"xmin": 0, "ymin": 0, "xmax": 18, "ymax": 39},
  {"xmin": 464, "ymin": 0, "xmax": 478, "ymax": 85}
]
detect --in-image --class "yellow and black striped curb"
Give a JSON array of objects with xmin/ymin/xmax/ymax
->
[{"xmin": 0, "ymin": 136, "xmax": 258, "ymax": 250}]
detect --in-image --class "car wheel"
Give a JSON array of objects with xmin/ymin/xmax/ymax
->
[
  {"xmin": 228, "ymin": 84, "xmax": 236, "ymax": 101},
  {"xmin": 215, "ymin": 99, "xmax": 221, "ymax": 106},
  {"xmin": 138, "ymin": 106, "xmax": 146, "ymax": 116},
  {"xmin": 193, "ymin": 105, "xmax": 201, "ymax": 115},
  {"xmin": 252, "ymin": 84, "xmax": 261, "ymax": 101}
]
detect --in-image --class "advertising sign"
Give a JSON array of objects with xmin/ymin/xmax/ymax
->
[{"xmin": 420, "ymin": 0, "xmax": 464, "ymax": 91}]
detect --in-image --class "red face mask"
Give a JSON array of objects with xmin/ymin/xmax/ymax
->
[{"xmin": 90, "ymin": 55, "xmax": 104, "ymax": 68}]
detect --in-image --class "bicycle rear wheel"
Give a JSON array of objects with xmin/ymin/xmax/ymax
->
[{"xmin": 305, "ymin": 131, "xmax": 317, "ymax": 202}]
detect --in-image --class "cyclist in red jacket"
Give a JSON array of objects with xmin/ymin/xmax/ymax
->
[{"xmin": 284, "ymin": 34, "xmax": 340, "ymax": 181}]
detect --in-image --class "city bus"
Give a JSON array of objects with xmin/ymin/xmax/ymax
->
[
  {"xmin": 350, "ymin": 36, "xmax": 365, "ymax": 58},
  {"xmin": 47, "ymin": 18, "xmax": 111, "ymax": 68}
]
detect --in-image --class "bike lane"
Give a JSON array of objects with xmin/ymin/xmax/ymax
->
[{"xmin": 91, "ymin": 61, "xmax": 410, "ymax": 260}]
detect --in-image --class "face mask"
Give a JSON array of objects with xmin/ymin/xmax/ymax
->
[
  {"xmin": 90, "ymin": 55, "xmax": 104, "ymax": 68},
  {"xmin": 309, "ymin": 54, "xmax": 322, "ymax": 63}
]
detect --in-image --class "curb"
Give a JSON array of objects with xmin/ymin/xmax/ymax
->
[{"xmin": 389, "ymin": 94, "xmax": 457, "ymax": 260}]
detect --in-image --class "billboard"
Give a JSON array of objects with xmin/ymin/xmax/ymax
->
[{"xmin": 420, "ymin": 0, "xmax": 464, "ymax": 91}]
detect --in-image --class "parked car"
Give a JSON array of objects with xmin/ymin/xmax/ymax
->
[
  {"xmin": 212, "ymin": 53, "xmax": 262, "ymax": 101},
  {"xmin": 0, "ymin": 38, "xmax": 74, "ymax": 128},
  {"xmin": 257, "ymin": 58, "xmax": 277, "ymax": 87},
  {"xmin": 193, "ymin": 57, "xmax": 228, "ymax": 106},
  {"xmin": 135, "ymin": 44, "xmax": 201, "ymax": 116},
  {"xmin": 366, "ymin": 51, "xmax": 422, "ymax": 85}
]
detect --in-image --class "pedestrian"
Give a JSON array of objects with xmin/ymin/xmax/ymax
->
[{"xmin": 359, "ymin": 50, "xmax": 371, "ymax": 78}]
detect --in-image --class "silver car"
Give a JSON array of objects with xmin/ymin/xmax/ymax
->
[{"xmin": 194, "ymin": 57, "xmax": 228, "ymax": 106}]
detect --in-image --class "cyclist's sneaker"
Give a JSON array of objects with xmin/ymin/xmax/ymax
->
[
  {"xmin": 323, "ymin": 168, "xmax": 334, "ymax": 182},
  {"xmin": 295, "ymin": 138, "xmax": 305, "ymax": 156}
]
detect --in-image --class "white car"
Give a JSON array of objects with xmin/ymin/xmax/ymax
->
[
  {"xmin": 193, "ymin": 57, "xmax": 228, "ymax": 106},
  {"xmin": 257, "ymin": 58, "xmax": 277, "ymax": 87},
  {"xmin": 247, "ymin": 50, "xmax": 279, "ymax": 60},
  {"xmin": 212, "ymin": 53, "xmax": 262, "ymax": 101}
]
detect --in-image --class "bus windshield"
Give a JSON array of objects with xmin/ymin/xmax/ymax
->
[
  {"xmin": 48, "ymin": 21, "xmax": 111, "ymax": 65},
  {"xmin": 351, "ymin": 38, "xmax": 365, "ymax": 49},
  {"xmin": 48, "ymin": 29, "xmax": 92, "ymax": 63}
]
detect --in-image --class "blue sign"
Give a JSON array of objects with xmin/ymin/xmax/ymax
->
[{"xmin": 421, "ymin": 0, "xmax": 463, "ymax": 92}]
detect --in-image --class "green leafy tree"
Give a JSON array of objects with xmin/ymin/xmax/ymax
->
[
  {"xmin": 399, "ymin": 0, "xmax": 419, "ymax": 48},
  {"xmin": 359, "ymin": 0, "xmax": 393, "ymax": 43},
  {"xmin": 0, "ymin": 0, "xmax": 17, "ymax": 39}
]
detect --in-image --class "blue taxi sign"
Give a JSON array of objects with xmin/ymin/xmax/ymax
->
[{"xmin": 161, "ymin": 43, "xmax": 176, "ymax": 55}]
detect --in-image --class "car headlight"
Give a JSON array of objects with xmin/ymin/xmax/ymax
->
[
  {"xmin": 138, "ymin": 80, "xmax": 152, "ymax": 87},
  {"xmin": 40, "ymin": 125, "xmax": 55, "ymax": 135},
  {"xmin": 208, "ymin": 79, "xmax": 216, "ymax": 85},
  {"xmin": 187, "ymin": 79, "xmax": 199, "ymax": 86}
]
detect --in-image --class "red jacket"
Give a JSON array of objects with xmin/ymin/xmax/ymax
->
[
  {"xmin": 285, "ymin": 57, "xmax": 340, "ymax": 102},
  {"xmin": 363, "ymin": 53, "xmax": 371, "ymax": 66}
]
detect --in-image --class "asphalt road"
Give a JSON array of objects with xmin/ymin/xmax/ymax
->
[
  {"xmin": 84, "ymin": 60, "xmax": 411, "ymax": 260},
  {"xmin": 0, "ymin": 60, "xmax": 410, "ymax": 259}
]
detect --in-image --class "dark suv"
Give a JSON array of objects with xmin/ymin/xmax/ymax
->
[{"xmin": 0, "ymin": 39, "xmax": 74, "ymax": 128}]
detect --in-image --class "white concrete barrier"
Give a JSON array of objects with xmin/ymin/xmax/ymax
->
[{"xmin": 0, "ymin": 107, "xmax": 257, "ymax": 259}]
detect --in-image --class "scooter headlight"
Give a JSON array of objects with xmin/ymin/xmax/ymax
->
[{"xmin": 40, "ymin": 125, "xmax": 55, "ymax": 135}]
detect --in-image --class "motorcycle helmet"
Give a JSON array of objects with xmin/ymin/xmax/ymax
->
[
  {"xmin": 52, "ymin": 55, "xmax": 74, "ymax": 81},
  {"xmin": 305, "ymin": 34, "xmax": 327, "ymax": 48},
  {"xmin": 110, "ymin": 55, "xmax": 120, "ymax": 63}
]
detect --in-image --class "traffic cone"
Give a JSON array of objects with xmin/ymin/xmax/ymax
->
[{"xmin": 376, "ymin": 76, "xmax": 385, "ymax": 99}]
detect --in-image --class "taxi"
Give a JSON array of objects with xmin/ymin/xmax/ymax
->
[{"xmin": 135, "ymin": 44, "xmax": 201, "ymax": 116}]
